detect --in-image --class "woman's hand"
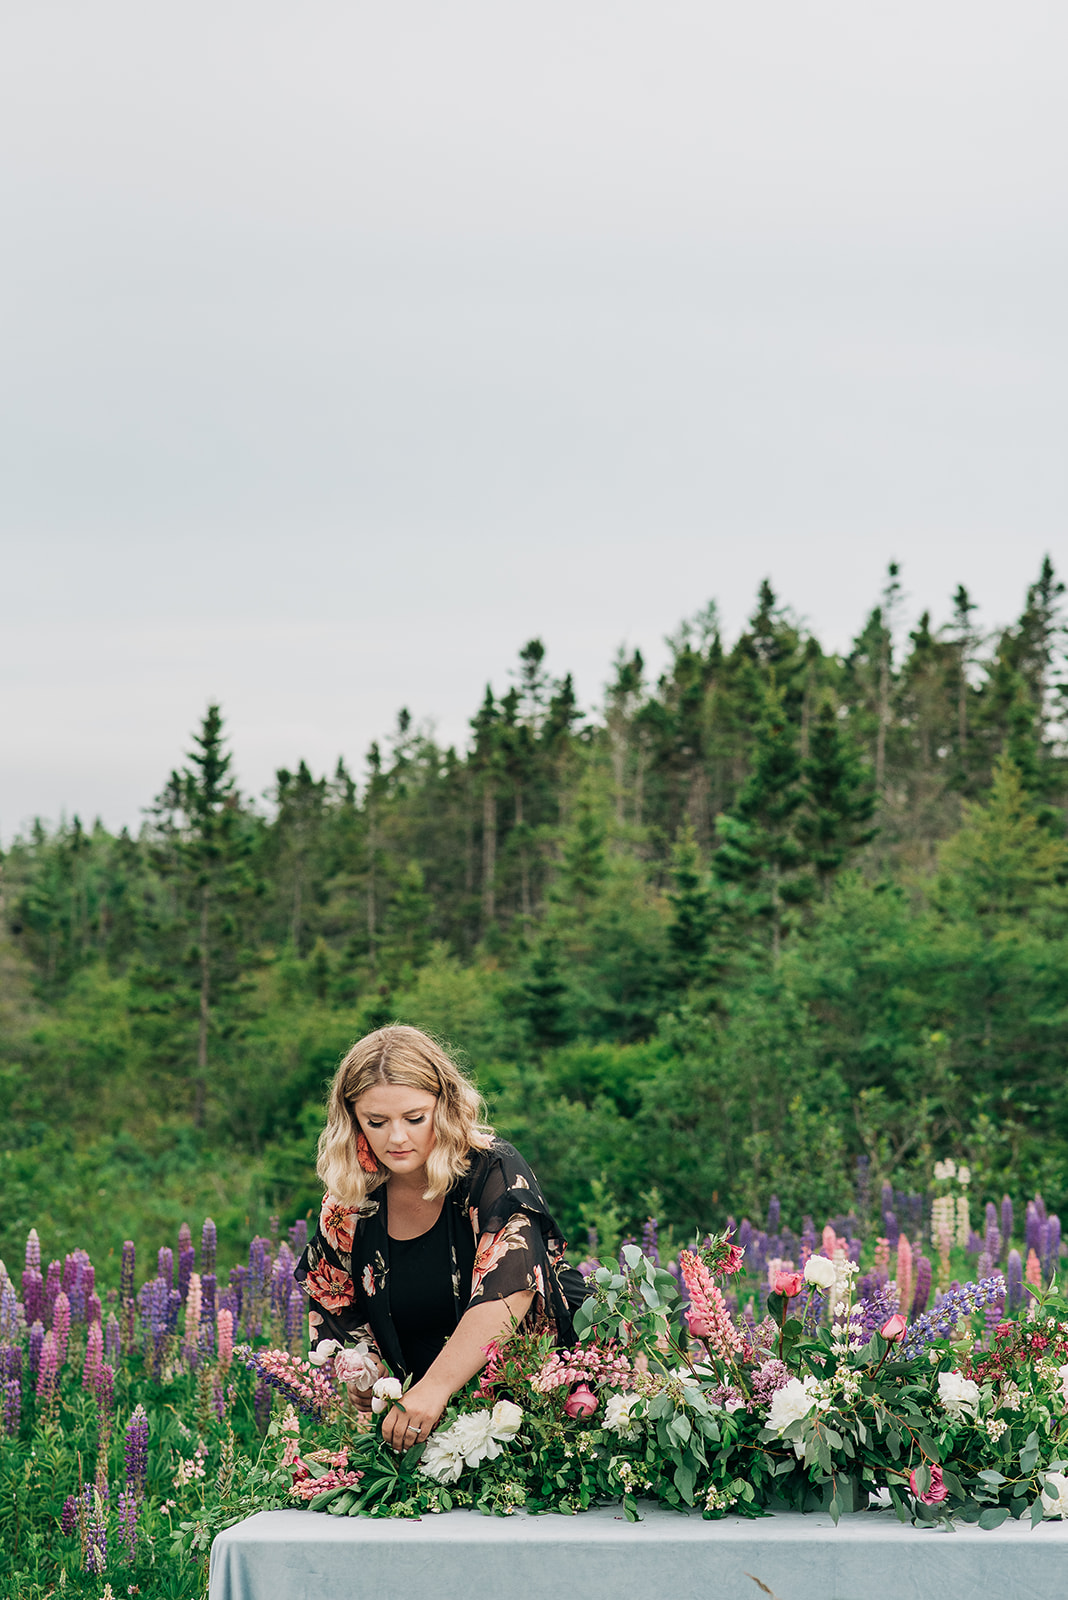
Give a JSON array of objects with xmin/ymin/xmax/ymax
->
[{"xmin": 380, "ymin": 1379, "xmax": 450, "ymax": 1452}]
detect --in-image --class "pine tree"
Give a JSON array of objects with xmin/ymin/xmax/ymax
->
[
  {"xmin": 796, "ymin": 701, "xmax": 877, "ymax": 891},
  {"xmin": 519, "ymin": 935, "xmax": 574, "ymax": 1050},
  {"xmin": 712, "ymin": 682, "xmax": 806, "ymax": 958},
  {"xmin": 145, "ymin": 706, "xmax": 259, "ymax": 1124},
  {"xmin": 666, "ymin": 824, "xmax": 714, "ymax": 987}
]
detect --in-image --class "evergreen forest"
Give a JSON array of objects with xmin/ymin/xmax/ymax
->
[{"xmin": 3, "ymin": 560, "xmax": 1068, "ymax": 1268}]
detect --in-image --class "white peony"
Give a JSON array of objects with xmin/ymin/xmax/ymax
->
[
  {"xmin": 937, "ymin": 1369, "xmax": 981, "ymax": 1421},
  {"xmin": 803, "ymin": 1255, "xmax": 837, "ymax": 1290},
  {"xmin": 309, "ymin": 1339, "xmax": 341, "ymax": 1367},
  {"xmin": 767, "ymin": 1376, "xmax": 821, "ymax": 1439},
  {"xmin": 334, "ymin": 1341, "xmax": 380, "ymax": 1391},
  {"xmin": 1057, "ymin": 1364, "xmax": 1068, "ymax": 1406},
  {"xmin": 603, "ymin": 1392, "xmax": 642, "ymax": 1437},
  {"xmin": 371, "ymin": 1375, "xmax": 403, "ymax": 1414},
  {"xmin": 1041, "ymin": 1472, "xmax": 1068, "ymax": 1519},
  {"xmin": 420, "ymin": 1432, "xmax": 466, "ymax": 1484}
]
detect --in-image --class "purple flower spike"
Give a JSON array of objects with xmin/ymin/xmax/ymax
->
[
  {"xmin": 201, "ymin": 1218, "xmax": 217, "ymax": 1275},
  {"xmin": 28, "ymin": 1321, "xmax": 44, "ymax": 1375},
  {"xmin": 118, "ymin": 1487, "xmax": 139, "ymax": 1560},
  {"xmin": 158, "ymin": 1246, "xmax": 174, "ymax": 1291},
  {"xmin": 124, "ymin": 1403, "xmax": 149, "ymax": 1497},
  {"xmin": 767, "ymin": 1196, "xmax": 781, "ymax": 1234},
  {"xmin": 288, "ymin": 1218, "xmax": 308, "ymax": 1257},
  {"xmin": 911, "ymin": 1255, "xmax": 933, "ymax": 1319},
  {"xmin": 2, "ymin": 1377, "xmax": 20, "ymax": 1437},
  {"xmin": 60, "ymin": 1494, "xmax": 78, "ymax": 1536},
  {"xmin": 120, "ymin": 1241, "xmax": 136, "ymax": 1304},
  {"xmin": 1007, "ymin": 1248, "xmax": 1024, "ymax": 1312},
  {"xmin": 642, "ymin": 1216, "xmax": 661, "ymax": 1266},
  {"xmin": 43, "ymin": 1261, "xmax": 61, "ymax": 1327},
  {"xmin": 21, "ymin": 1268, "xmax": 43, "ymax": 1328},
  {"xmin": 1001, "ymin": 1197, "xmax": 1013, "ymax": 1255},
  {"xmin": 178, "ymin": 1245, "xmax": 196, "ymax": 1304},
  {"xmin": 902, "ymin": 1274, "xmax": 1008, "ymax": 1358},
  {"xmin": 25, "ymin": 1229, "xmax": 41, "ymax": 1273},
  {"xmin": 1046, "ymin": 1216, "xmax": 1061, "ymax": 1282}
]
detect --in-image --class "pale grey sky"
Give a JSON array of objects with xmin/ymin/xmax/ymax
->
[{"xmin": 2, "ymin": 2, "xmax": 1065, "ymax": 838}]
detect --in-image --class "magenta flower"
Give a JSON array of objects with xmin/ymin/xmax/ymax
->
[
  {"xmin": 910, "ymin": 1464, "xmax": 948, "ymax": 1504},
  {"xmin": 564, "ymin": 1384, "xmax": 598, "ymax": 1419}
]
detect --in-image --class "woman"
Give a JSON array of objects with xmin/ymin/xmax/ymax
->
[{"xmin": 295, "ymin": 1025, "xmax": 585, "ymax": 1451}]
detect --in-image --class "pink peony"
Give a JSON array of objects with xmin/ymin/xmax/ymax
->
[
  {"xmin": 564, "ymin": 1384, "xmax": 598, "ymax": 1419},
  {"xmin": 880, "ymin": 1314, "xmax": 907, "ymax": 1342},
  {"xmin": 909, "ymin": 1464, "xmax": 947, "ymax": 1505},
  {"xmin": 773, "ymin": 1271, "xmax": 804, "ymax": 1298}
]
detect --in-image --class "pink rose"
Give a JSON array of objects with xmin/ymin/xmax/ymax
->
[
  {"xmin": 334, "ymin": 1343, "xmax": 380, "ymax": 1390},
  {"xmin": 773, "ymin": 1271, "xmax": 804, "ymax": 1298},
  {"xmin": 909, "ymin": 1464, "xmax": 947, "ymax": 1504},
  {"xmin": 880, "ymin": 1314, "xmax": 907, "ymax": 1342},
  {"xmin": 564, "ymin": 1384, "xmax": 598, "ymax": 1419}
]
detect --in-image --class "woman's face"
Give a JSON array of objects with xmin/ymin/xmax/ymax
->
[{"xmin": 353, "ymin": 1083, "xmax": 438, "ymax": 1177}]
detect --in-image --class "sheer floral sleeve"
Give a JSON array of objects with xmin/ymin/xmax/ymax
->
[
  {"xmin": 294, "ymin": 1192, "xmax": 378, "ymax": 1357},
  {"xmin": 463, "ymin": 1141, "xmax": 584, "ymax": 1340}
]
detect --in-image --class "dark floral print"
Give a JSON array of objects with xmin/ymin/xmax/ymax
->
[{"xmin": 294, "ymin": 1140, "xmax": 586, "ymax": 1380}]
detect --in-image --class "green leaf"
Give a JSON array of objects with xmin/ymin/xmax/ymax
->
[
  {"xmin": 978, "ymin": 1470, "xmax": 1007, "ymax": 1485},
  {"xmin": 978, "ymin": 1507, "xmax": 1010, "ymax": 1530},
  {"xmin": 1031, "ymin": 1497, "xmax": 1046, "ymax": 1528}
]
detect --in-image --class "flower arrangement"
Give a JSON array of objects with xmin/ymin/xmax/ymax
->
[{"xmin": 4, "ymin": 1174, "xmax": 1068, "ymax": 1597}]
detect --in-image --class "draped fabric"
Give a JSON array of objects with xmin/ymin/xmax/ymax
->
[{"xmin": 294, "ymin": 1140, "xmax": 585, "ymax": 1379}]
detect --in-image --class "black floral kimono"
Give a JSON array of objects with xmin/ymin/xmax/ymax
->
[{"xmin": 294, "ymin": 1139, "xmax": 585, "ymax": 1379}]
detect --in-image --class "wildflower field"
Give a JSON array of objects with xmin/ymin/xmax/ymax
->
[{"xmin": 4, "ymin": 1161, "xmax": 1068, "ymax": 1600}]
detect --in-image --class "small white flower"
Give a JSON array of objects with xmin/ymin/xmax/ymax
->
[
  {"xmin": 957, "ymin": 1166, "xmax": 971, "ymax": 1186},
  {"xmin": 937, "ymin": 1369, "xmax": 980, "ymax": 1421},
  {"xmin": 1041, "ymin": 1472, "xmax": 1068, "ymax": 1519},
  {"xmin": 803, "ymin": 1255, "xmax": 836, "ymax": 1290},
  {"xmin": 370, "ymin": 1375, "xmax": 403, "ymax": 1414},
  {"xmin": 603, "ymin": 1392, "xmax": 642, "ymax": 1437}
]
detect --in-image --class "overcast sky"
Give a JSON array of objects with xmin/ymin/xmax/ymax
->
[{"xmin": 3, "ymin": 2, "xmax": 1065, "ymax": 840}]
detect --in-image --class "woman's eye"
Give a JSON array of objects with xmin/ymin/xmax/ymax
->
[{"xmin": 407, "ymin": 1116, "xmax": 425, "ymax": 1125}]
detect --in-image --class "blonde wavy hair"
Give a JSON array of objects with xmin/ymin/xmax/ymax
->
[{"xmin": 316, "ymin": 1025, "xmax": 495, "ymax": 1207}]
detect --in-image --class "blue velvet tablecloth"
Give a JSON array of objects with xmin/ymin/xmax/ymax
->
[{"xmin": 209, "ymin": 1502, "xmax": 1068, "ymax": 1600}]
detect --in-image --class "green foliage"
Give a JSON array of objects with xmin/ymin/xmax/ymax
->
[{"xmin": 2, "ymin": 563, "xmax": 1068, "ymax": 1253}]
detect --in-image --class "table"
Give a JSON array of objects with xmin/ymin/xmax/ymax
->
[{"xmin": 209, "ymin": 1502, "xmax": 1068, "ymax": 1600}]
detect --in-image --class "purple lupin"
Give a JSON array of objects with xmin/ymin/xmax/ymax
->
[
  {"xmin": 1001, "ymin": 1197, "xmax": 1013, "ymax": 1256},
  {"xmin": 911, "ymin": 1255, "xmax": 932, "ymax": 1319},
  {"xmin": 1006, "ymin": 1248, "xmax": 1024, "ymax": 1312}
]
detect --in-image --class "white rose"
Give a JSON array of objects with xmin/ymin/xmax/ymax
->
[
  {"xmin": 309, "ymin": 1338, "xmax": 341, "ymax": 1367},
  {"xmin": 1041, "ymin": 1471, "xmax": 1068, "ymax": 1519},
  {"xmin": 937, "ymin": 1369, "xmax": 980, "ymax": 1421},
  {"xmin": 489, "ymin": 1400, "xmax": 524, "ymax": 1441},
  {"xmin": 334, "ymin": 1341, "xmax": 380, "ymax": 1390},
  {"xmin": 803, "ymin": 1255, "xmax": 837, "ymax": 1290},
  {"xmin": 603, "ymin": 1392, "xmax": 642, "ymax": 1437},
  {"xmin": 370, "ymin": 1375, "xmax": 403, "ymax": 1414}
]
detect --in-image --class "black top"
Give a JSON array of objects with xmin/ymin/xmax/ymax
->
[
  {"xmin": 388, "ymin": 1208, "xmax": 476, "ymax": 1381},
  {"xmin": 296, "ymin": 1138, "xmax": 587, "ymax": 1380}
]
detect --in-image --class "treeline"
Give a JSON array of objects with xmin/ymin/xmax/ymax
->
[{"xmin": 2, "ymin": 559, "xmax": 1067, "ymax": 1265}]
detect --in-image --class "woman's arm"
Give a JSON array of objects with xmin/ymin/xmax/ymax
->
[{"xmin": 379, "ymin": 1289, "xmax": 534, "ymax": 1451}]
